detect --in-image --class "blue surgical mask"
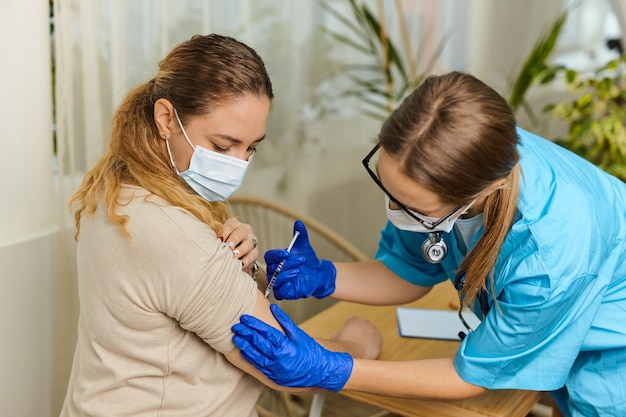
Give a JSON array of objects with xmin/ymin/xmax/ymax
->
[{"xmin": 165, "ymin": 109, "xmax": 252, "ymax": 202}]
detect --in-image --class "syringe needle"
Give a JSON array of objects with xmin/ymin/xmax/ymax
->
[{"xmin": 264, "ymin": 231, "xmax": 300, "ymax": 298}]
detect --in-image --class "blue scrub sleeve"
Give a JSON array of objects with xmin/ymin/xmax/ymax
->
[
  {"xmin": 375, "ymin": 221, "xmax": 447, "ymax": 286},
  {"xmin": 455, "ymin": 268, "xmax": 608, "ymax": 391}
]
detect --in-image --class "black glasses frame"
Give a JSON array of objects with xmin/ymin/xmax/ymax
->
[{"xmin": 362, "ymin": 142, "xmax": 464, "ymax": 230}]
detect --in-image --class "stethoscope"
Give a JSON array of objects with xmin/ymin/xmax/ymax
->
[
  {"xmin": 453, "ymin": 269, "xmax": 490, "ymax": 340},
  {"xmin": 419, "ymin": 196, "xmax": 481, "ymax": 264},
  {"xmin": 422, "ymin": 231, "xmax": 477, "ymax": 340},
  {"xmin": 421, "ymin": 231, "xmax": 448, "ymax": 264}
]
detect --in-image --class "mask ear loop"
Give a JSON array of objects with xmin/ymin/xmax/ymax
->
[
  {"xmin": 165, "ymin": 139, "xmax": 180, "ymax": 174},
  {"xmin": 421, "ymin": 232, "xmax": 447, "ymax": 263},
  {"xmin": 166, "ymin": 108, "xmax": 197, "ymax": 174},
  {"xmin": 173, "ymin": 108, "xmax": 196, "ymax": 150}
]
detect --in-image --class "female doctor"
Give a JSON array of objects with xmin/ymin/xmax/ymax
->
[{"xmin": 232, "ymin": 71, "xmax": 626, "ymax": 417}]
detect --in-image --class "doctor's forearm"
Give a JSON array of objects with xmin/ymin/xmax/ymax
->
[
  {"xmin": 333, "ymin": 260, "xmax": 430, "ymax": 305},
  {"xmin": 318, "ymin": 338, "xmax": 372, "ymax": 360},
  {"xmin": 343, "ymin": 357, "xmax": 485, "ymax": 400}
]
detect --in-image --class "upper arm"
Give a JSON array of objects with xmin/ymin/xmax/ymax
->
[
  {"xmin": 224, "ymin": 291, "xmax": 314, "ymax": 393},
  {"xmin": 455, "ymin": 270, "xmax": 604, "ymax": 391}
]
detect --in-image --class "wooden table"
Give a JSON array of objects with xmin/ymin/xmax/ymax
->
[{"xmin": 300, "ymin": 280, "xmax": 541, "ymax": 417}]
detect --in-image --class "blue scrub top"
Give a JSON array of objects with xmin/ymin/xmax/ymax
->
[{"xmin": 375, "ymin": 128, "xmax": 626, "ymax": 415}]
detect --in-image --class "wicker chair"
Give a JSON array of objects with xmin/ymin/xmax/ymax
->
[
  {"xmin": 228, "ymin": 194, "xmax": 369, "ymax": 417},
  {"xmin": 228, "ymin": 194, "xmax": 368, "ymax": 324}
]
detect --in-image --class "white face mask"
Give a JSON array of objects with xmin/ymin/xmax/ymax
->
[
  {"xmin": 385, "ymin": 195, "xmax": 476, "ymax": 234},
  {"xmin": 165, "ymin": 109, "xmax": 252, "ymax": 202}
]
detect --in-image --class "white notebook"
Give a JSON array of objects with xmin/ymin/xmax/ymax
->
[{"xmin": 396, "ymin": 307, "xmax": 481, "ymax": 341}]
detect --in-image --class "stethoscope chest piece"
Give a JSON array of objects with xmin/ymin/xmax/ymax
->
[{"xmin": 421, "ymin": 232, "xmax": 447, "ymax": 264}]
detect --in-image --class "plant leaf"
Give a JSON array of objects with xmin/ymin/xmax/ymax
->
[{"xmin": 508, "ymin": 10, "xmax": 567, "ymax": 112}]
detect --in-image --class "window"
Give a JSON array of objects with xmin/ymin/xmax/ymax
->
[{"xmin": 554, "ymin": 0, "xmax": 622, "ymax": 71}]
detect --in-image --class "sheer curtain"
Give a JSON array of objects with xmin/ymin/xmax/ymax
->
[
  {"xmin": 55, "ymin": 2, "xmax": 319, "ymax": 208},
  {"xmin": 54, "ymin": 0, "xmax": 366, "ymax": 181}
]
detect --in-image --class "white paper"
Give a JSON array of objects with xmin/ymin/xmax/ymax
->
[{"xmin": 396, "ymin": 307, "xmax": 481, "ymax": 341}]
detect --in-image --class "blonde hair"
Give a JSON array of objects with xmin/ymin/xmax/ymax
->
[
  {"xmin": 379, "ymin": 71, "xmax": 520, "ymax": 304},
  {"xmin": 70, "ymin": 34, "xmax": 273, "ymax": 239},
  {"xmin": 462, "ymin": 164, "xmax": 520, "ymax": 302}
]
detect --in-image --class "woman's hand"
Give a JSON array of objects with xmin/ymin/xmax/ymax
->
[
  {"xmin": 220, "ymin": 217, "xmax": 259, "ymax": 271},
  {"xmin": 331, "ymin": 317, "xmax": 382, "ymax": 360},
  {"xmin": 264, "ymin": 220, "xmax": 336, "ymax": 299}
]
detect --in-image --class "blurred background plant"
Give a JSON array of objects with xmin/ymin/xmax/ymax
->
[
  {"xmin": 505, "ymin": 2, "xmax": 626, "ymax": 182},
  {"xmin": 316, "ymin": 0, "xmax": 626, "ymax": 182},
  {"xmin": 544, "ymin": 55, "xmax": 626, "ymax": 180},
  {"xmin": 316, "ymin": 0, "xmax": 448, "ymax": 120},
  {"xmin": 507, "ymin": 10, "xmax": 568, "ymax": 124}
]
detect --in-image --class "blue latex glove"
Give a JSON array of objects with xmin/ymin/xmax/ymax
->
[
  {"xmin": 232, "ymin": 303, "xmax": 353, "ymax": 392},
  {"xmin": 264, "ymin": 220, "xmax": 336, "ymax": 300}
]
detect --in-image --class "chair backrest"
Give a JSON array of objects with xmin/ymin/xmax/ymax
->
[{"xmin": 228, "ymin": 194, "xmax": 368, "ymax": 323}]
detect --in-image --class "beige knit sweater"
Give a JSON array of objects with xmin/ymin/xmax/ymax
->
[{"xmin": 60, "ymin": 185, "xmax": 261, "ymax": 417}]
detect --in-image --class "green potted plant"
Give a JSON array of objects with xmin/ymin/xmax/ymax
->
[
  {"xmin": 507, "ymin": 11, "xmax": 568, "ymax": 123},
  {"xmin": 543, "ymin": 55, "xmax": 626, "ymax": 181},
  {"xmin": 317, "ymin": 0, "xmax": 447, "ymax": 120}
]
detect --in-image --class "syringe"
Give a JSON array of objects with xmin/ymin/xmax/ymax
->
[{"xmin": 264, "ymin": 231, "xmax": 300, "ymax": 298}]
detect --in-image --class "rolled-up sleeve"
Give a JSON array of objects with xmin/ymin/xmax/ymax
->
[
  {"xmin": 375, "ymin": 221, "xmax": 447, "ymax": 286},
  {"xmin": 174, "ymin": 243, "xmax": 258, "ymax": 354},
  {"xmin": 455, "ymin": 267, "xmax": 607, "ymax": 391}
]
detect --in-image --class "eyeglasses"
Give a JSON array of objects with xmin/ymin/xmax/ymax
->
[{"xmin": 362, "ymin": 142, "xmax": 466, "ymax": 230}]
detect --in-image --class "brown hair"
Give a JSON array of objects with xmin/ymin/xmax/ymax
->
[
  {"xmin": 379, "ymin": 71, "xmax": 520, "ymax": 303},
  {"xmin": 70, "ymin": 34, "xmax": 273, "ymax": 239}
]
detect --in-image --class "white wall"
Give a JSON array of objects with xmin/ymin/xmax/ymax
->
[
  {"xmin": 1, "ymin": 5, "xmax": 55, "ymax": 241},
  {"xmin": 0, "ymin": 2, "xmax": 77, "ymax": 417},
  {"xmin": 466, "ymin": 0, "xmax": 563, "ymax": 92}
]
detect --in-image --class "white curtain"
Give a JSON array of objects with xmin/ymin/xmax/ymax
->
[
  {"xmin": 54, "ymin": 0, "xmax": 350, "ymax": 175},
  {"xmin": 53, "ymin": 0, "xmax": 465, "ymax": 201}
]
